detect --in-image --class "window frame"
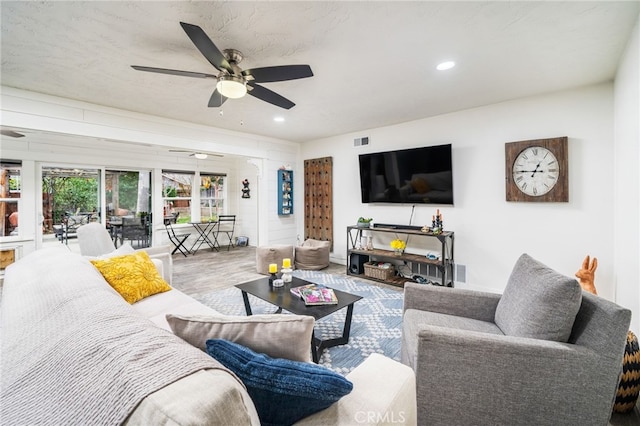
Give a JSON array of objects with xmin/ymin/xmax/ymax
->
[
  {"xmin": 199, "ymin": 173, "xmax": 226, "ymax": 222},
  {"xmin": 162, "ymin": 170, "xmax": 227, "ymax": 225},
  {"xmin": 162, "ymin": 170, "xmax": 194, "ymax": 224},
  {"xmin": 0, "ymin": 160, "xmax": 22, "ymax": 239}
]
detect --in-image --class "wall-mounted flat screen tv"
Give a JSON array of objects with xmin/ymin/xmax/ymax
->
[{"xmin": 359, "ymin": 144, "xmax": 453, "ymax": 205}]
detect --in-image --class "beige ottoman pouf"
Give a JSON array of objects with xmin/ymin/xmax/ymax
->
[
  {"xmin": 256, "ymin": 245, "xmax": 295, "ymax": 275},
  {"xmin": 294, "ymin": 239, "xmax": 331, "ymax": 270}
]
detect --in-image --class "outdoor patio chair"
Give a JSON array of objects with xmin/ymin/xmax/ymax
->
[
  {"xmin": 165, "ymin": 223, "xmax": 191, "ymax": 257},
  {"xmin": 56, "ymin": 212, "xmax": 93, "ymax": 244},
  {"xmin": 215, "ymin": 215, "xmax": 236, "ymax": 251},
  {"xmin": 120, "ymin": 216, "xmax": 150, "ymax": 249},
  {"xmin": 164, "ymin": 211, "xmax": 179, "ymax": 225}
]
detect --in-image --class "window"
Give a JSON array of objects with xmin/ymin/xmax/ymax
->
[
  {"xmin": 200, "ymin": 174, "xmax": 225, "ymax": 221},
  {"xmin": 0, "ymin": 160, "xmax": 21, "ymax": 237},
  {"xmin": 162, "ymin": 171, "xmax": 226, "ymax": 224},
  {"xmin": 162, "ymin": 171, "xmax": 193, "ymax": 224}
]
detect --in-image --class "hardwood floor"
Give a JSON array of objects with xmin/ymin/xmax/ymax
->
[
  {"xmin": 171, "ymin": 246, "xmax": 640, "ymax": 424},
  {"xmin": 171, "ymin": 245, "xmax": 350, "ymax": 296}
]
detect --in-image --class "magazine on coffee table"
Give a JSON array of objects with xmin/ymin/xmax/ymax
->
[{"xmin": 290, "ymin": 284, "xmax": 338, "ymax": 305}]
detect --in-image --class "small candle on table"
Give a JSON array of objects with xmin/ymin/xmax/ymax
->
[
  {"xmin": 282, "ymin": 258, "xmax": 291, "ymax": 268},
  {"xmin": 269, "ymin": 263, "xmax": 278, "ymax": 274}
]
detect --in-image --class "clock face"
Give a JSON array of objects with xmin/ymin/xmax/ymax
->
[{"xmin": 512, "ymin": 146, "xmax": 559, "ymax": 196}]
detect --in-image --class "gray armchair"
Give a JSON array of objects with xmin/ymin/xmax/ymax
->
[{"xmin": 401, "ymin": 253, "xmax": 631, "ymax": 425}]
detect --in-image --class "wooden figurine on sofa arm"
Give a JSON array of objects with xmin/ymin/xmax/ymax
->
[
  {"xmin": 575, "ymin": 254, "xmax": 640, "ymax": 414},
  {"xmin": 575, "ymin": 255, "xmax": 598, "ymax": 294}
]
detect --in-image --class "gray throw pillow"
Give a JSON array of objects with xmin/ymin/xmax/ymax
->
[
  {"xmin": 166, "ymin": 313, "xmax": 315, "ymax": 362},
  {"xmin": 494, "ymin": 253, "xmax": 582, "ymax": 342}
]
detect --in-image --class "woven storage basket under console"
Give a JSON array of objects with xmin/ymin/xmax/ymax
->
[{"xmin": 363, "ymin": 262, "xmax": 395, "ymax": 280}]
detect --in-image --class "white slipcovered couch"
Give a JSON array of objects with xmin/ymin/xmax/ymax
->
[{"xmin": 1, "ymin": 245, "xmax": 416, "ymax": 425}]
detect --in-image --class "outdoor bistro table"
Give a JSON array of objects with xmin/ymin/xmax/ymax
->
[{"xmin": 189, "ymin": 220, "xmax": 219, "ymax": 252}]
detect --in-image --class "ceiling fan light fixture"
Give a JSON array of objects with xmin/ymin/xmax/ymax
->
[
  {"xmin": 216, "ymin": 75, "xmax": 247, "ymax": 99},
  {"xmin": 194, "ymin": 153, "xmax": 208, "ymax": 160},
  {"xmin": 436, "ymin": 61, "xmax": 456, "ymax": 71}
]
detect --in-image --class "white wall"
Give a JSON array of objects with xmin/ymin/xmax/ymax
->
[
  {"xmin": 302, "ymin": 84, "xmax": 621, "ymax": 303},
  {"xmin": 234, "ymin": 158, "xmax": 260, "ymax": 247},
  {"xmin": 0, "ymin": 88, "xmax": 301, "ymax": 256},
  {"xmin": 613, "ymin": 14, "xmax": 640, "ymax": 332}
]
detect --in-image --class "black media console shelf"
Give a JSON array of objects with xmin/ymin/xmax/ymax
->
[{"xmin": 346, "ymin": 225, "xmax": 454, "ymax": 288}]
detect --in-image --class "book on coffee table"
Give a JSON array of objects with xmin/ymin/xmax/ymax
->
[
  {"xmin": 289, "ymin": 283, "xmax": 315, "ymax": 298},
  {"xmin": 291, "ymin": 284, "xmax": 338, "ymax": 305}
]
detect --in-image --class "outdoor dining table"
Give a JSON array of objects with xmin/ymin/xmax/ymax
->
[{"xmin": 189, "ymin": 220, "xmax": 219, "ymax": 252}]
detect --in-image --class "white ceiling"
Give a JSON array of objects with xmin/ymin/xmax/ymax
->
[{"xmin": 1, "ymin": 1, "xmax": 638, "ymax": 144}]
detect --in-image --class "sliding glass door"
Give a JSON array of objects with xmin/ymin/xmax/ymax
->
[
  {"xmin": 41, "ymin": 166, "xmax": 101, "ymax": 252},
  {"xmin": 106, "ymin": 170, "xmax": 152, "ymax": 248},
  {"xmin": 40, "ymin": 166, "xmax": 153, "ymax": 252}
]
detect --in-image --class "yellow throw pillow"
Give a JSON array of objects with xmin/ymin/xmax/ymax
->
[{"xmin": 91, "ymin": 251, "xmax": 171, "ymax": 304}]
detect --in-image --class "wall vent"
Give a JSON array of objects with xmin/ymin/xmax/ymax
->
[
  {"xmin": 455, "ymin": 264, "xmax": 466, "ymax": 283},
  {"xmin": 354, "ymin": 137, "xmax": 369, "ymax": 147}
]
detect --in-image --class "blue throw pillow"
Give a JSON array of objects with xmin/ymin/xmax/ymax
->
[{"xmin": 205, "ymin": 339, "xmax": 353, "ymax": 426}]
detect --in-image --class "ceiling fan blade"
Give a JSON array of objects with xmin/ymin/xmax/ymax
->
[
  {"xmin": 131, "ymin": 65, "xmax": 216, "ymax": 79},
  {"xmin": 169, "ymin": 149, "xmax": 224, "ymax": 158},
  {"xmin": 180, "ymin": 22, "xmax": 232, "ymax": 72},
  {"xmin": 208, "ymin": 89, "xmax": 228, "ymax": 107},
  {"xmin": 1, "ymin": 129, "xmax": 25, "ymax": 138},
  {"xmin": 247, "ymin": 83, "xmax": 295, "ymax": 109},
  {"xmin": 243, "ymin": 65, "xmax": 313, "ymax": 83}
]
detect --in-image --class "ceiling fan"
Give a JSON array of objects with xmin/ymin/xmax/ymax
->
[
  {"xmin": 169, "ymin": 149, "xmax": 223, "ymax": 160},
  {"xmin": 132, "ymin": 22, "xmax": 313, "ymax": 110},
  {"xmin": 1, "ymin": 128, "xmax": 26, "ymax": 138}
]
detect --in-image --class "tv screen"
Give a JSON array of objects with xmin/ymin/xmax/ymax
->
[{"xmin": 359, "ymin": 144, "xmax": 453, "ymax": 205}]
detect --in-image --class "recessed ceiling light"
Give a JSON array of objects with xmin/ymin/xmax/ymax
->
[
  {"xmin": 436, "ymin": 61, "xmax": 456, "ymax": 71},
  {"xmin": 274, "ymin": 116, "xmax": 285, "ymax": 122}
]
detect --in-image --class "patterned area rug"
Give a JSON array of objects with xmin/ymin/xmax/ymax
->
[{"xmin": 193, "ymin": 270, "xmax": 404, "ymax": 374}]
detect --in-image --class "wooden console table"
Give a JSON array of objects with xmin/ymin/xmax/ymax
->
[{"xmin": 346, "ymin": 225, "xmax": 454, "ymax": 287}]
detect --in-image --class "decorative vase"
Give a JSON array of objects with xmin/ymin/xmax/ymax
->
[
  {"xmin": 366, "ymin": 236, "xmax": 373, "ymax": 251},
  {"xmin": 613, "ymin": 331, "xmax": 640, "ymax": 413},
  {"xmin": 394, "ymin": 249, "xmax": 404, "ymax": 256}
]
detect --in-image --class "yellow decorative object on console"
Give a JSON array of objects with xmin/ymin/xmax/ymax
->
[
  {"xmin": 282, "ymin": 258, "xmax": 292, "ymax": 268},
  {"xmin": 390, "ymin": 239, "xmax": 406, "ymax": 251},
  {"xmin": 390, "ymin": 239, "xmax": 406, "ymax": 256},
  {"xmin": 269, "ymin": 263, "xmax": 278, "ymax": 274},
  {"xmin": 90, "ymin": 251, "xmax": 171, "ymax": 304}
]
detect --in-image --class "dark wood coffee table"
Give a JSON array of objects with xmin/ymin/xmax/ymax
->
[{"xmin": 235, "ymin": 276, "xmax": 362, "ymax": 363}]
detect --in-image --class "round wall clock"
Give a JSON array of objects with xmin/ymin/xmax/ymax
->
[{"xmin": 505, "ymin": 136, "xmax": 568, "ymax": 202}]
